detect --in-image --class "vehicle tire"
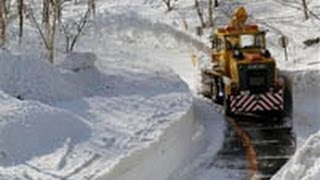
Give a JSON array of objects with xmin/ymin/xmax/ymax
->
[
  {"xmin": 212, "ymin": 77, "xmax": 224, "ymax": 105},
  {"xmin": 224, "ymin": 95, "xmax": 233, "ymax": 117},
  {"xmin": 283, "ymin": 80, "xmax": 293, "ymax": 118},
  {"xmin": 277, "ymin": 73, "xmax": 293, "ymax": 119}
]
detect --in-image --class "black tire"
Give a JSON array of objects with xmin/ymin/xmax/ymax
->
[
  {"xmin": 283, "ymin": 81, "xmax": 293, "ymax": 118},
  {"xmin": 212, "ymin": 77, "xmax": 224, "ymax": 105},
  {"xmin": 277, "ymin": 73, "xmax": 293, "ymax": 119},
  {"xmin": 224, "ymin": 95, "xmax": 233, "ymax": 117}
]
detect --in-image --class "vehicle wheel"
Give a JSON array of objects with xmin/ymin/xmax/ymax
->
[
  {"xmin": 224, "ymin": 95, "xmax": 233, "ymax": 117},
  {"xmin": 283, "ymin": 81, "xmax": 293, "ymax": 118},
  {"xmin": 277, "ymin": 73, "xmax": 293, "ymax": 119},
  {"xmin": 212, "ymin": 77, "xmax": 224, "ymax": 105}
]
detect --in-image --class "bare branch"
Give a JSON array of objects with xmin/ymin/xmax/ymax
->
[
  {"xmin": 18, "ymin": 0, "xmax": 23, "ymax": 43},
  {"xmin": 26, "ymin": 5, "xmax": 50, "ymax": 51},
  {"xmin": 70, "ymin": 8, "xmax": 90, "ymax": 51},
  {"xmin": 161, "ymin": 0, "xmax": 175, "ymax": 11},
  {"xmin": 195, "ymin": 0, "xmax": 205, "ymax": 28},
  {"xmin": 0, "ymin": 0, "xmax": 6, "ymax": 45}
]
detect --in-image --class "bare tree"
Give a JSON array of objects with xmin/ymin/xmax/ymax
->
[
  {"xmin": 47, "ymin": 0, "xmax": 58, "ymax": 63},
  {"xmin": 56, "ymin": 0, "xmax": 62, "ymax": 22},
  {"xmin": 208, "ymin": 0, "xmax": 214, "ymax": 27},
  {"xmin": 301, "ymin": 0, "xmax": 309, "ymax": 20},
  {"xmin": 0, "ymin": 0, "xmax": 5, "ymax": 45},
  {"xmin": 28, "ymin": 0, "xmax": 58, "ymax": 63},
  {"xmin": 214, "ymin": 0, "xmax": 219, "ymax": 7},
  {"xmin": 88, "ymin": 0, "xmax": 95, "ymax": 17},
  {"xmin": 4, "ymin": 0, "xmax": 11, "ymax": 18},
  {"xmin": 195, "ymin": 0, "xmax": 205, "ymax": 28},
  {"xmin": 60, "ymin": 8, "xmax": 90, "ymax": 52},
  {"xmin": 279, "ymin": 0, "xmax": 313, "ymax": 21},
  {"xmin": 162, "ymin": 0, "xmax": 178, "ymax": 11},
  {"xmin": 42, "ymin": 0, "xmax": 49, "ymax": 24},
  {"xmin": 18, "ymin": 0, "xmax": 23, "ymax": 43}
]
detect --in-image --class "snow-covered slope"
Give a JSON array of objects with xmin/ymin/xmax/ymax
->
[
  {"xmin": 0, "ymin": 2, "xmax": 196, "ymax": 178},
  {"xmin": 0, "ymin": 0, "xmax": 319, "ymax": 179},
  {"xmin": 0, "ymin": 44, "xmax": 193, "ymax": 179},
  {"xmin": 272, "ymin": 127, "xmax": 320, "ymax": 180}
]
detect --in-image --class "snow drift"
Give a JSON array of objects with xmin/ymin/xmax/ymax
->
[
  {"xmin": 0, "ymin": 90, "xmax": 90, "ymax": 167},
  {"xmin": 0, "ymin": 51, "xmax": 82, "ymax": 104},
  {"xmin": 272, "ymin": 130, "xmax": 320, "ymax": 180}
]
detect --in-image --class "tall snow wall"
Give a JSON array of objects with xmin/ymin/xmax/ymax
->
[{"xmin": 97, "ymin": 106, "xmax": 196, "ymax": 180}]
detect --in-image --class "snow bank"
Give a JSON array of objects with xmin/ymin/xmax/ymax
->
[
  {"xmin": 97, "ymin": 108, "xmax": 195, "ymax": 180},
  {"xmin": 57, "ymin": 52, "xmax": 97, "ymax": 72},
  {"xmin": 281, "ymin": 70, "xmax": 320, "ymax": 90},
  {"xmin": 0, "ymin": 52, "xmax": 82, "ymax": 103},
  {"xmin": 0, "ymin": 90, "xmax": 90, "ymax": 167},
  {"xmin": 272, "ymin": 131, "xmax": 320, "ymax": 180},
  {"xmin": 0, "ymin": 52, "xmax": 193, "ymax": 179}
]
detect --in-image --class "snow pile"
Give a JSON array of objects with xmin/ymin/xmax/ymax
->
[
  {"xmin": 0, "ymin": 90, "xmax": 90, "ymax": 167},
  {"xmin": 282, "ymin": 70, "xmax": 320, "ymax": 90},
  {"xmin": 0, "ymin": 52, "xmax": 82, "ymax": 103},
  {"xmin": 0, "ymin": 7, "xmax": 194, "ymax": 178},
  {"xmin": 58, "ymin": 52, "xmax": 97, "ymax": 72},
  {"xmin": 272, "ymin": 131, "xmax": 320, "ymax": 180}
]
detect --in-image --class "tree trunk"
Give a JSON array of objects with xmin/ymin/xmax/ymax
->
[
  {"xmin": 195, "ymin": 0, "xmax": 205, "ymax": 28},
  {"xmin": 0, "ymin": 0, "xmax": 6, "ymax": 45},
  {"xmin": 46, "ymin": 0, "xmax": 57, "ymax": 64},
  {"xmin": 18, "ymin": 0, "xmax": 23, "ymax": 43},
  {"xmin": 4, "ymin": 0, "xmax": 8, "ymax": 18},
  {"xmin": 214, "ymin": 0, "xmax": 218, "ymax": 7},
  {"xmin": 162, "ymin": 0, "xmax": 173, "ymax": 11},
  {"xmin": 208, "ymin": 0, "xmax": 214, "ymax": 27},
  {"xmin": 42, "ymin": 0, "xmax": 49, "ymax": 24},
  {"xmin": 56, "ymin": 0, "xmax": 61, "ymax": 22},
  {"xmin": 302, "ymin": 0, "xmax": 309, "ymax": 20},
  {"xmin": 88, "ymin": 0, "xmax": 95, "ymax": 16}
]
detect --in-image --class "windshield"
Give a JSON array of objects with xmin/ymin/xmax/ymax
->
[
  {"xmin": 225, "ymin": 33, "xmax": 265, "ymax": 50},
  {"xmin": 241, "ymin": 35, "xmax": 255, "ymax": 48}
]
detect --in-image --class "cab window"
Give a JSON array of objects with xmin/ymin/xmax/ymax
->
[
  {"xmin": 241, "ymin": 35, "xmax": 255, "ymax": 48},
  {"xmin": 241, "ymin": 34, "xmax": 265, "ymax": 49}
]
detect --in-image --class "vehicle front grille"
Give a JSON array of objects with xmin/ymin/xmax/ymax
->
[{"xmin": 238, "ymin": 63, "xmax": 274, "ymax": 93}]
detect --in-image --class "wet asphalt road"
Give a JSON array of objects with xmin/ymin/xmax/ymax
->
[{"xmin": 209, "ymin": 115, "xmax": 296, "ymax": 180}]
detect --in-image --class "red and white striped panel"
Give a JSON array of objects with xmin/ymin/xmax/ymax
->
[{"xmin": 230, "ymin": 90, "xmax": 283, "ymax": 112}]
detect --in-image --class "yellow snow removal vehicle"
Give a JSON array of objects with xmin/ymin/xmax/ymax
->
[{"xmin": 197, "ymin": 7, "xmax": 292, "ymax": 116}]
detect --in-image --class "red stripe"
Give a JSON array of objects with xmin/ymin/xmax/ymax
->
[
  {"xmin": 266, "ymin": 93, "xmax": 281, "ymax": 105},
  {"xmin": 237, "ymin": 95, "xmax": 249, "ymax": 107},
  {"xmin": 246, "ymin": 100, "xmax": 256, "ymax": 111},
  {"xmin": 256, "ymin": 105, "xmax": 264, "ymax": 111},
  {"xmin": 274, "ymin": 93, "xmax": 283, "ymax": 104},
  {"xmin": 230, "ymin": 96, "xmax": 237, "ymax": 108},
  {"xmin": 259, "ymin": 100, "xmax": 271, "ymax": 111},
  {"xmin": 242, "ymin": 96, "xmax": 255, "ymax": 111},
  {"xmin": 260, "ymin": 94, "xmax": 274, "ymax": 107}
]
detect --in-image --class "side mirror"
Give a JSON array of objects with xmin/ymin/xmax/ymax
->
[
  {"xmin": 233, "ymin": 49, "xmax": 244, "ymax": 60},
  {"xmin": 261, "ymin": 49, "xmax": 271, "ymax": 58}
]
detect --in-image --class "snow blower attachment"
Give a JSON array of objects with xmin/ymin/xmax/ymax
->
[{"xmin": 197, "ymin": 7, "xmax": 291, "ymax": 116}]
